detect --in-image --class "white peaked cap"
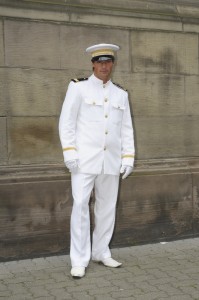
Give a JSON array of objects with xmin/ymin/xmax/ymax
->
[{"xmin": 86, "ymin": 43, "xmax": 120, "ymax": 58}]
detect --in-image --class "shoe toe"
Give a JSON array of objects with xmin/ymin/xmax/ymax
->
[
  {"xmin": 102, "ymin": 258, "xmax": 122, "ymax": 268},
  {"xmin": 71, "ymin": 267, "xmax": 85, "ymax": 278}
]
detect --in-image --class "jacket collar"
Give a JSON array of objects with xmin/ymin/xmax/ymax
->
[{"xmin": 90, "ymin": 74, "xmax": 111, "ymax": 87}]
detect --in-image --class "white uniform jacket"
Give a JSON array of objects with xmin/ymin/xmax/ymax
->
[{"xmin": 59, "ymin": 74, "xmax": 135, "ymax": 175}]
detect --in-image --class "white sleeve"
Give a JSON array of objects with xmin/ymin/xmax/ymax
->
[
  {"xmin": 59, "ymin": 81, "xmax": 81, "ymax": 162},
  {"xmin": 121, "ymin": 93, "xmax": 135, "ymax": 167}
]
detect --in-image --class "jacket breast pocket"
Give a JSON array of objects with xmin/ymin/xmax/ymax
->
[
  {"xmin": 111, "ymin": 103, "xmax": 125, "ymax": 125},
  {"xmin": 83, "ymin": 98, "xmax": 104, "ymax": 122}
]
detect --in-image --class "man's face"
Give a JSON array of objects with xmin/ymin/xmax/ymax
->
[{"xmin": 92, "ymin": 59, "xmax": 114, "ymax": 83}]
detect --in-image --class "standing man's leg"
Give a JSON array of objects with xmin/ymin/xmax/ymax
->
[
  {"xmin": 70, "ymin": 173, "xmax": 95, "ymax": 269},
  {"xmin": 92, "ymin": 174, "xmax": 120, "ymax": 265}
]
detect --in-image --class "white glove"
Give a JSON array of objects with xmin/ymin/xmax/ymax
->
[
  {"xmin": 65, "ymin": 159, "xmax": 79, "ymax": 172},
  {"xmin": 120, "ymin": 165, "xmax": 133, "ymax": 179}
]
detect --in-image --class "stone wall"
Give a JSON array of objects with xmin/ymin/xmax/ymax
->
[{"xmin": 1, "ymin": 0, "xmax": 199, "ymax": 260}]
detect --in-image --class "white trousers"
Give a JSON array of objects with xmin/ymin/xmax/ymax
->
[{"xmin": 70, "ymin": 172, "xmax": 120, "ymax": 267}]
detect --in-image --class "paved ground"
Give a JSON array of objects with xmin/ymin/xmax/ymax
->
[{"xmin": 0, "ymin": 238, "xmax": 199, "ymax": 300}]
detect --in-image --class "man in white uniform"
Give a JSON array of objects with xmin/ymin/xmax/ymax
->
[{"xmin": 59, "ymin": 43, "xmax": 135, "ymax": 278}]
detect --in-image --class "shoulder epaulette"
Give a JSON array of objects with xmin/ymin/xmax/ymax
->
[
  {"xmin": 71, "ymin": 78, "xmax": 88, "ymax": 83},
  {"xmin": 113, "ymin": 82, "xmax": 127, "ymax": 92}
]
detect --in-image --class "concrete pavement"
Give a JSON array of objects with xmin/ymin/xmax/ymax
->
[{"xmin": 0, "ymin": 238, "xmax": 199, "ymax": 300}]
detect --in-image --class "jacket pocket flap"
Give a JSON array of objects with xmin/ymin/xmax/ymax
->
[
  {"xmin": 112, "ymin": 102, "xmax": 125, "ymax": 110},
  {"xmin": 84, "ymin": 98, "xmax": 103, "ymax": 106}
]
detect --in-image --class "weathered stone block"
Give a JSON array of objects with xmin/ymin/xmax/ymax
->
[
  {"xmin": 70, "ymin": 12, "xmax": 182, "ymax": 32},
  {"xmin": 0, "ymin": 69, "xmax": 7, "ymax": 116},
  {"xmin": 113, "ymin": 171, "xmax": 193, "ymax": 246},
  {"xmin": 0, "ymin": 21, "xmax": 4, "ymax": 66},
  {"xmin": 8, "ymin": 117, "xmax": 62, "ymax": 164},
  {"xmin": 0, "ymin": 177, "xmax": 71, "ymax": 260},
  {"xmin": 183, "ymin": 22, "xmax": 199, "ymax": 34},
  {"xmin": 113, "ymin": 73, "xmax": 185, "ymax": 116},
  {"xmin": 113, "ymin": 173, "xmax": 192, "ymax": 245},
  {"xmin": 131, "ymin": 31, "xmax": 198, "ymax": 74},
  {"xmin": 185, "ymin": 75, "xmax": 199, "ymax": 116},
  {"xmin": 134, "ymin": 116, "xmax": 199, "ymax": 159},
  {"xmin": 0, "ymin": 68, "xmax": 78, "ymax": 117},
  {"xmin": 0, "ymin": 117, "xmax": 7, "ymax": 165},
  {"xmin": 177, "ymin": 4, "xmax": 199, "ymax": 19},
  {"xmin": 4, "ymin": 20, "xmax": 60, "ymax": 68},
  {"xmin": 60, "ymin": 25, "xmax": 130, "ymax": 72},
  {"xmin": 193, "ymin": 173, "xmax": 199, "ymax": 232},
  {"xmin": 131, "ymin": 74, "xmax": 185, "ymax": 116}
]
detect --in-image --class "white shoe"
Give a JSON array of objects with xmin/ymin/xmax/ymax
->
[
  {"xmin": 93, "ymin": 257, "xmax": 122, "ymax": 268},
  {"xmin": 70, "ymin": 267, "xmax": 85, "ymax": 278}
]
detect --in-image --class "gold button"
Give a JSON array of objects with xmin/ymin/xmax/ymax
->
[
  {"xmin": 105, "ymin": 115, "xmax": 108, "ymax": 118},
  {"xmin": 104, "ymin": 146, "xmax": 106, "ymax": 150},
  {"xmin": 105, "ymin": 98, "xmax": 108, "ymax": 102}
]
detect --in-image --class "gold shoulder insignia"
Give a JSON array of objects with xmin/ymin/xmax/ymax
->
[
  {"xmin": 113, "ymin": 82, "xmax": 127, "ymax": 92},
  {"xmin": 71, "ymin": 78, "xmax": 88, "ymax": 83}
]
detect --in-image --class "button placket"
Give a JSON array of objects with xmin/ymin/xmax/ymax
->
[{"xmin": 103, "ymin": 86, "xmax": 110, "ymax": 152}]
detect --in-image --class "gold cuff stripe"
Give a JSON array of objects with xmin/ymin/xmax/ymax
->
[
  {"xmin": 92, "ymin": 49, "xmax": 114, "ymax": 57},
  {"xmin": 63, "ymin": 147, "xmax": 76, "ymax": 152},
  {"xmin": 122, "ymin": 154, "xmax": 135, "ymax": 158}
]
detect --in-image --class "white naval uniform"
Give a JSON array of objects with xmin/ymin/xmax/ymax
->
[{"xmin": 59, "ymin": 74, "xmax": 135, "ymax": 267}]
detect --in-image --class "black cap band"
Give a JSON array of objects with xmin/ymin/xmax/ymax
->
[{"xmin": 91, "ymin": 55, "xmax": 115, "ymax": 63}]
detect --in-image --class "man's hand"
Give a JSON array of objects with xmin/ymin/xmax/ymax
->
[
  {"xmin": 120, "ymin": 165, "xmax": 133, "ymax": 179},
  {"xmin": 65, "ymin": 159, "xmax": 79, "ymax": 172}
]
